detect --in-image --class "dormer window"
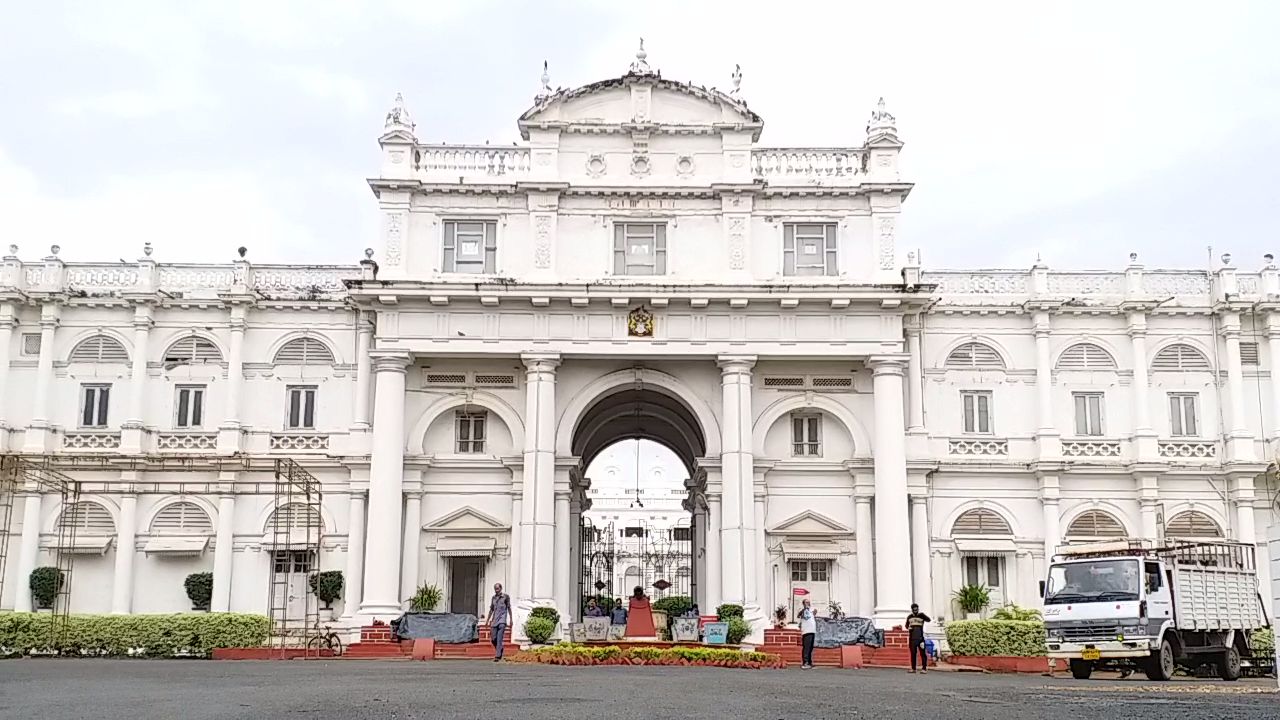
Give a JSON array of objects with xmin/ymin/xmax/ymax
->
[
  {"xmin": 613, "ymin": 223, "xmax": 667, "ymax": 276},
  {"xmin": 783, "ymin": 223, "xmax": 837, "ymax": 277},
  {"xmin": 443, "ymin": 220, "xmax": 497, "ymax": 274}
]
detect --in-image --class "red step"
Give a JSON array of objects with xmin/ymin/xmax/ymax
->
[{"xmin": 344, "ymin": 642, "xmax": 412, "ymax": 658}]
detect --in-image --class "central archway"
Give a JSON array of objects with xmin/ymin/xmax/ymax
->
[{"xmin": 569, "ymin": 380, "xmax": 709, "ymax": 623}]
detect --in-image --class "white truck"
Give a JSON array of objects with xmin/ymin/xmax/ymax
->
[{"xmin": 1042, "ymin": 540, "xmax": 1270, "ymax": 681}]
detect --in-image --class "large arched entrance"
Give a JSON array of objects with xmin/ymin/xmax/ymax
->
[{"xmin": 569, "ymin": 380, "xmax": 707, "ymax": 622}]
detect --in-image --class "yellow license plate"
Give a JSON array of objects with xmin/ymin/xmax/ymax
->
[{"xmin": 1081, "ymin": 648, "xmax": 1101, "ymax": 661}]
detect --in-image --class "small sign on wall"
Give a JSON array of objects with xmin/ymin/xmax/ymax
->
[{"xmin": 703, "ymin": 622, "xmax": 729, "ymax": 644}]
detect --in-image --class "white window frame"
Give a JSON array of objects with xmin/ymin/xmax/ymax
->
[
  {"xmin": 285, "ymin": 385, "xmax": 317, "ymax": 430},
  {"xmin": 790, "ymin": 414, "xmax": 822, "ymax": 457},
  {"xmin": 1072, "ymin": 392, "xmax": 1105, "ymax": 437},
  {"xmin": 1168, "ymin": 393, "xmax": 1199, "ymax": 437},
  {"xmin": 174, "ymin": 385, "xmax": 206, "ymax": 429},
  {"xmin": 960, "ymin": 390, "xmax": 994, "ymax": 434},
  {"xmin": 782, "ymin": 223, "xmax": 838, "ymax": 277},
  {"xmin": 454, "ymin": 411, "xmax": 487, "ymax": 454},
  {"xmin": 442, "ymin": 220, "xmax": 497, "ymax": 274},
  {"xmin": 613, "ymin": 222, "xmax": 667, "ymax": 276},
  {"xmin": 79, "ymin": 384, "xmax": 111, "ymax": 429}
]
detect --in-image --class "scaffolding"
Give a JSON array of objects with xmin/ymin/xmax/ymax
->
[{"xmin": 0, "ymin": 453, "xmax": 324, "ymax": 655}]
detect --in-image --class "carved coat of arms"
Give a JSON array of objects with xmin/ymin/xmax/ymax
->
[{"xmin": 627, "ymin": 306, "xmax": 654, "ymax": 337}]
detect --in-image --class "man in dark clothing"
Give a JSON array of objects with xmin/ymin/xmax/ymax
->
[
  {"xmin": 906, "ymin": 603, "xmax": 931, "ymax": 673},
  {"xmin": 485, "ymin": 583, "xmax": 512, "ymax": 661}
]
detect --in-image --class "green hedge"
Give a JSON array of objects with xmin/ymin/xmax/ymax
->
[
  {"xmin": 944, "ymin": 620, "xmax": 1047, "ymax": 657},
  {"xmin": 0, "ymin": 613, "xmax": 270, "ymax": 657}
]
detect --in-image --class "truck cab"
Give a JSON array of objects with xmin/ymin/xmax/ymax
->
[{"xmin": 1042, "ymin": 541, "xmax": 1268, "ymax": 681}]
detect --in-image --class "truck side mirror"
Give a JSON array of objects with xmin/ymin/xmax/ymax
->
[{"xmin": 1038, "ymin": 580, "xmax": 1046, "ymax": 598}]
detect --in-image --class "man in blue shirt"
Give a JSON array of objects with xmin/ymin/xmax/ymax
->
[{"xmin": 485, "ymin": 583, "xmax": 512, "ymax": 661}]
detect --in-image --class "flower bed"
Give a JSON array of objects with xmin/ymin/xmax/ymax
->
[
  {"xmin": 0, "ymin": 613, "xmax": 270, "ymax": 658},
  {"xmin": 512, "ymin": 643, "xmax": 785, "ymax": 669}
]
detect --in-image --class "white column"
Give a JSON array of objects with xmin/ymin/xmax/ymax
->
[
  {"xmin": 400, "ymin": 488, "xmax": 422, "ymax": 602},
  {"xmin": 935, "ymin": 550, "xmax": 953, "ymax": 619},
  {"xmin": 360, "ymin": 351, "xmax": 410, "ymax": 617},
  {"xmin": 1032, "ymin": 311, "xmax": 1059, "ymax": 457},
  {"xmin": 24, "ymin": 311, "xmax": 58, "ymax": 452},
  {"xmin": 0, "ymin": 308, "xmax": 14, "ymax": 432},
  {"xmin": 521, "ymin": 353, "xmax": 560, "ymax": 603},
  {"xmin": 754, "ymin": 494, "xmax": 767, "ymax": 611},
  {"xmin": 509, "ymin": 486, "xmax": 523, "ymax": 599},
  {"xmin": 342, "ymin": 490, "xmax": 366, "ymax": 618},
  {"xmin": 905, "ymin": 325, "xmax": 926, "ymax": 432},
  {"xmin": 1221, "ymin": 313, "xmax": 1255, "ymax": 460},
  {"xmin": 1016, "ymin": 551, "xmax": 1035, "ymax": 607},
  {"xmin": 352, "ymin": 314, "xmax": 373, "ymax": 429},
  {"xmin": 211, "ymin": 493, "xmax": 236, "ymax": 612},
  {"xmin": 126, "ymin": 309, "xmax": 152, "ymax": 426},
  {"xmin": 1041, "ymin": 497, "xmax": 1061, "ymax": 561},
  {"xmin": 705, "ymin": 494, "xmax": 722, "ymax": 611},
  {"xmin": 870, "ymin": 356, "xmax": 911, "ymax": 622},
  {"xmin": 1128, "ymin": 314, "xmax": 1151, "ymax": 432},
  {"xmin": 110, "ymin": 494, "xmax": 138, "ymax": 614},
  {"xmin": 218, "ymin": 312, "xmax": 247, "ymax": 453},
  {"xmin": 910, "ymin": 495, "xmax": 931, "ymax": 606},
  {"xmin": 553, "ymin": 490, "xmax": 571, "ymax": 613},
  {"xmin": 854, "ymin": 495, "xmax": 874, "ymax": 618},
  {"xmin": 14, "ymin": 492, "xmax": 43, "ymax": 612},
  {"xmin": 1268, "ymin": 317, "xmax": 1280, "ymax": 441},
  {"xmin": 717, "ymin": 355, "xmax": 756, "ymax": 606}
]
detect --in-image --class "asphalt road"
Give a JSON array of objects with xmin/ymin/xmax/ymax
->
[{"xmin": 1, "ymin": 659, "xmax": 1276, "ymax": 720}]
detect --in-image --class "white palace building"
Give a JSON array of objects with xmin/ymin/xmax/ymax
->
[{"xmin": 1, "ymin": 48, "xmax": 1278, "ymax": 639}]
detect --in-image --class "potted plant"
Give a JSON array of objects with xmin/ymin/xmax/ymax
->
[
  {"xmin": 30, "ymin": 566, "xmax": 63, "ymax": 611},
  {"xmin": 184, "ymin": 572, "xmax": 213, "ymax": 611},
  {"xmin": 953, "ymin": 584, "xmax": 991, "ymax": 620},
  {"xmin": 773, "ymin": 604, "xmax": 789, "ymax": 629},
  {"xmin": 309, "ymin": 570, "xmax": 344, "ymax": 620},
  {"xmin": 827, "ymin": 601, "xmax": 845, "ymax": 620},
  {"xmin": 407, "ymin": 583, "xmax": 442, "ymax": 612}
]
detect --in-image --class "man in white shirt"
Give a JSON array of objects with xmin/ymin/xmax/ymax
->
[{"xmin": 797, "ymin": 598, "xmax": 817, "ymax": 669}]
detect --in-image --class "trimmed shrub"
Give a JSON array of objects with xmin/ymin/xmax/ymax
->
[
  {"xmin": 308, "ymin": 571, "xmax": 344, "ymax": 608},
  {"xmin": 1251, "ymin": 627, "xmax": 1274, "ymax": 655},
  {"xmin": 716, "ymin": 603, "xmax": 744, "ymax": 620},
  {"xmin": 184, "ymin": 572, "xmax": 213, "ymax": 611},
  {"xmin": 945, "ymin": 619, "xmax": 1046, "ymax": 657},
  {"xmin": 529, "ymin": 606, "xmax": 561, "ymax": 627},
  {"xmin": 0, "ymin": 613, "xmax": 270, "ymax": 657},
  {"xmin": 30, "ymin": 566, "xmax": 63, "ymax": 609},
  {"xmin": 991, "ymin": 604, "xmax": 1042, "ymax": 622},
  {"xmin": 524, "ymin": 617, "xmax": 556, "ymax": 644},
  {"xmin": 407, "ymin": 584, "xmax": 442, "ymax": 612},
  {"xmin": 653, "ymin": 595, "xmax": 694, "ymax": 619},
  {"xmin": 725, "ymin": 617, "xmax": 751, "ymax": 645}
]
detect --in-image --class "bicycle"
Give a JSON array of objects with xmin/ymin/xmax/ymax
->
[{"xmin": 306, "ymin": 623, "xmax": 344, "ymax": 657}]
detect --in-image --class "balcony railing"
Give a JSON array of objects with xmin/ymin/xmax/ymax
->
[
  {"xmin": 751, "ymin": 148, "xmax": 865, "ymax": 182},
  {"xmin": 156, "ymin": 432, "xmax": 218, "ymax": 452},
  {"xmin": 270, "ymin": 433, "xmax": 330, "ymax": 452},
  {"xmin": 415, "ymin": 145, "xmax": 532, "ymax": 179},
  {"xmin": 62, "ymin": 432, "xmax": 121, "ymax": 451},
  {"xmin": 948, "ymin": 438, "xmax": 1009, "ymax": 456},
  {"xmin": 1061, "ymin": 440, "xmax": 1123, "ymax": 458},
  {"xmin": 1158, "ymin": 440, "xmax": 1217, "ymax": 460}
]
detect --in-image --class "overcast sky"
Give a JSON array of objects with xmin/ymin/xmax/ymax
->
[{"xmin": 2, "ymin": 1, "xmax": 1276, "ymax": 270}]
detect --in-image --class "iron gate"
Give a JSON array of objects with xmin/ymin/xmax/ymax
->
[{"xmin": 578, "ymin": 517, "xmax": 694, "ymax": 617}]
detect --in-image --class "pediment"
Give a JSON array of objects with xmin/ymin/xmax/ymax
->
[
  {"xmin": 519, "ymin": 77, "xmax": 762, "ymax": 139},
  {"xmin": 767, "ymin": 510, "xmax": 851, "ymax": 536},
  {"xmin": 423, "ymin": 506, "xmax": 507, "ymax": 532}
]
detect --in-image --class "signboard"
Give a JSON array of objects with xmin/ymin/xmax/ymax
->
[
  {"xmin": 672, "ymin": 617, "xmax": 700, "ymax": 642},
  {"xmin": 793, "ymin": 587, "xmax": 810, "ymax": 596},
  {"xmin": 584, "ymin": 617, "xmax": 610, "ymax": 642},
  {"xmin": 704, "ymin": 621, "xmax": 729, "ymax": 645}
]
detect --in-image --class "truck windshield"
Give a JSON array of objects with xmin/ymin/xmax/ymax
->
[{"xmin": 1044, "ymin": 559, "xmax": 1140, "ymax": 604}]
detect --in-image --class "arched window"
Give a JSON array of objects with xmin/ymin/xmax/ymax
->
[
  {"xmin": 263, "ymin": 503, "xmax": 323, "ymax": 534},
  {"xmin": 69, "ymin": 335, "xmax": 129, "ymax": 363},
  {"xmin": 1151, "ymin": 343, "xmax": 1211, "ymax": 372},
  {"xmin": 163, "ymin": 336, "xmax": 222, "ymax": 365},
  {"xmin": 945, "ymin": 342, "xmax": 1006, "ymax": 370},
  {"xmin": 951, "ymin": 508, "xmax": 1013, "ymax": 536},
  {"xmin": 1165, "ymin": 511, "xmax": 1222, "ymax": 538},
  {"xmin": 58, "ymin": 501, "xmax": 116, "ymax": 535},
  {"xmin": 150, "ymin": 501, "xmax": 214, "ymax": 535},
  {"xmin": 1065, "ymin": 509, "xmax": 1126, "ymax": 538},
  {"xmin": 273, "ymin": 337, "xmax": 336, "ymax": 365},
  {"xmin": 1056, "ymin": 343, "xmax": 1117, "ymax": 371}
]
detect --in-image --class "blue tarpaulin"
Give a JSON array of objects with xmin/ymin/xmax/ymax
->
[{"xmin": 814, "ymin": 617, "xmax": 883, "ymax": 649}]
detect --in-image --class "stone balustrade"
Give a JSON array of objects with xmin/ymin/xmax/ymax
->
[
  {"xmin": 414, "ymin": 144, "xmax": 532, "ymax": 180},
  {"xmin": 751, "ymin": 148, "xmax": 866, "ymax": 182},
  {"xmin": 923, "ymin": 264, "xmax": 1277, "ymax": 306}
]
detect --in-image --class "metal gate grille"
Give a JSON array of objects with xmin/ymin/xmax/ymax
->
[{"xmin": 578, "ymin": 517, "xmax": 693, "ymax": 618}]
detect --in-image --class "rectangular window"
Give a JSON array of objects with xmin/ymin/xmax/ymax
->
[
  {"xmin": 613, "ymin": 223, "xmax": 667, "ymax": 276},
  {"xmin": 809, "ymin": 560, "xmax": 829, "ymax": 582},
  {"xmin": 672, "ymin": 527, "xmax": 692, "ymax": 542},
  {"xmin": 1169, "ymin": 393, "xmax": 1198, "ymax": 437},
  {"xmin": 783, "ymin": 223, "xmax": 838, "ymax": 277},
  {"xmin": 791, "ymin": 561, "xmax": 808, "ymax": 582},
  {"xmin": 985, "ymin": 557, "xmax": 1002, "ymax": 588},
  {"xmin": 961, "ymin": 391, "xmax": 993, "ymax": 434},
  {"xmin": 791, "ymin": 414, "xmax": 822, "ymax": 456},
  {"xmin": 272, "ymin": 550, "xmax": 315, "ymax": 574},
  {"xmin": 285, "ymin": 386, "xmax": 317, "ymax": 429},
  {"xmin": 1072, "ymin": 392, "xmax": 1104, "ymax": 436},
  {"xmin": 623, "ymin": 526, "xmax": 646, "ymax": 538},
  {"xmin": 21, "ymin": 333, "xmax": 42, "ymax": 356},
  {"xmin": 175, "ymin": 385, "xmax": 205, "ymax": 428},
  {"xmin": 442, "ymin": 220, "xmax": 497, "ymax": 274},
  {"xmin": 80, "ymin": 385, "xmax": 110, "ymax": 428},
  {"xmin": 965, "ymin": 557, "xmax": 980, "ymax": 587},
  {"xmin": 455, "ymin": 411, "xmax": 487, "ymax": 453}
]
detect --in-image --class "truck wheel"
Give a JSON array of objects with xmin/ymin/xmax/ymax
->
[
  {"xmin": 1144, "ymin": 640, "xmax": 1175, "ymax": 681},
  {"xmin": 1069, "ymin": 659, "xmax": 1093, "ymax": 680},
  {"xmin": 1216, "ymin": 646, "xmax": 1242, "ymax": 681}
]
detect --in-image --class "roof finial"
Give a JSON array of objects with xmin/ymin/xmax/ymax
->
[
  {"xmin": 730, "ymin": 64, "xmax": 742, "ymax": 96},
  {"xmin": 629, "ymin": 37, "xmax": 652, "ymax": 75},
  {"xmin": 384, "ymin": 92, "xmax": 415, "ymax": 132},
  {"xmin": 866, "ymin": 96, "xmax": 898, "ymax": 138},
  {"xmin": 535, "ymin": 60, "xmax": 553, "ymax": 103}
]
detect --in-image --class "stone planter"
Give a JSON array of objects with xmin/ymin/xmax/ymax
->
[
  {"xmin": 964, "ymin": 612, "xmax": 981, "ymax": 621},
  {"xmin": 651, "ymin": 610, "xmax": 668, "ymax": 634}
]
